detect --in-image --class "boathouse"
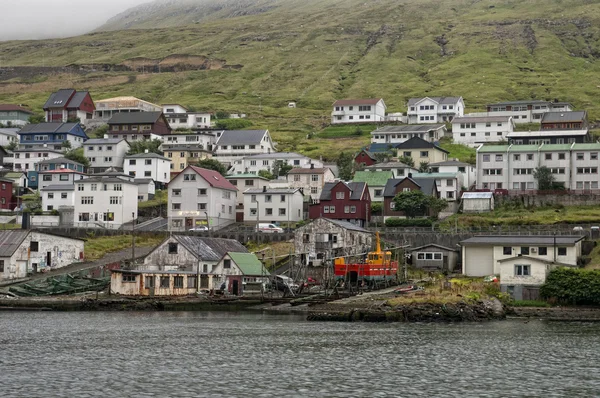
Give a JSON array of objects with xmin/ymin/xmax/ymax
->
[{"xmin": 110, "ymin": 269, "xmax": 214, "ymax": 296}]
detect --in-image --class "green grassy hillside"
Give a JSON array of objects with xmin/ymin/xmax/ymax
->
[{"xmin": 1, "ymin": 0, "xmax": 600, "ymax": 160}]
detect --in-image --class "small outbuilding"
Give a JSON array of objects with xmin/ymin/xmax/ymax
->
[
  {"xmin": 461, "ymin": 192, "xmax": 494, "ymax": 213},
  {"xmin": 211, "ymin": 252, "xmax": 270, "ymax": 295},
  {"xmin": 408, "ymin": 243, "xmax": 458, "ymax": 272}
]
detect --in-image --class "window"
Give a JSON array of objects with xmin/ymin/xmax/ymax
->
[
  {"xmin": 577, "ymin": 153, "xmax": 584, "ymax": 160},
  {"xmin": 184, "ymin": 174, "xmax": 196, "ymax": 181},
  {"xmin": 526, "ymin": 154, "xmax": 534, "ymax": 161},
  {"xmin": 503, "ymin": 247, "xmax": 512, "ymax": 255},
  {"xmin": 311, "ymin": 175, "xmax": 319, "ymax": 182},
  {"xmin": 122, "ymin": 274, "xmax": 136, "ymax": 283},
  {"xmin": 47, "ymin": 193, "xmax": 54, "ymax": 199},
  {"xmin": 104, "ymin": 212, "xmax": 114, "ymax": 222},
  {"xmin": 446, "ymin": 191, "xmax": 454, "ymax": 199},
  {"xmin": 495, "ymin": 154, "xmax": 503, "ymax": 161},
  {"xmin": 172, "ymin": 203, "xmax": 181, "ymax": 210},
  {"xmin": 61, "ymin": 193, "xmax": 67, "ymax": 199},
  {"xmin": 515, "ymin": 265, "xmax": 531, "ymax": 276},
  {"xmin": 577, "ymin": 167, "xmax": 598, "ymax": 174},
  {"xmin": 160, "ymin": 277, "xmax": 170, "ymax": 288},
  {"xmin": 172, "ymin": 189, "xmax": 181, "ymax": 196},
  {"xmin": 374, "ymin": 189, "xmax": 382, "ymax": 197},
  {"xmin": 224, "ymin": 259, "xmax": 231, "ymax": 269},
  {"xmin": 310, "ymin": 187, "xmax": 318, "ymax": 194},
  {"xmin": 538, "ymin": 247, "xmax": 547, "ymax": 255},
  {"xmin": 483, "ymin": 155, "xmax": 490, "ymax": 162},
  {"xmin": 265, "ymin": 195, "xmax": 272, "ymax": 202},
  {"xmin": 173, "ymin": 276, "xmax": 184, "ymax": 288},
  {"xmin": 198, "ymin": 188, "xmax": 207, "ymax": 196},
  {"xmin": 545, "ymin": 153, "xmax": 552, "ymax": 160},
  {"xmin": 145, "ymin": 276, "xmax": 155, "ymax": 288},
  {"xmin": 168, "ymin": 243, "xmax": 178, "ymax": 254},
  {"xmin": 188, "ymin": 276, "xmax": 197, "ymax": 289},
  {"xmin": 250, "ymin": 208, "xmax": 257, "ymax": 216},
  {"xmin": 113, "ymin": 184, "xmax": 122, "ymax": 191},
  {"xmin": 344, "ymin": 206, "xmax": 350, "ymax": 214},
  {"xmin": 0, "ymin": 259, "xmax": 4, "ymax": 273},
  {"xmin": 420, "ymin": 151, "xmax": 429, "ymax": 158},
  {"xmin": 280, "ymin": 195, "xmax": 286, "ymax": 202},
  {"xmin": 198, "ymin": 203, "xmax": 206, "ymax": 210},
  {"xmin": 323, "ymin": 206, "xmax": 329, "ymax": 214},
  {"xmin": 350, "ymin": 206, "xmax": 356, "ymax": 213},
  {"xmin": 336, "ymin": 192, "xmax": 345, "ymax": 199},
  {"xmin": 109, "ymin": 196, "xmax": 121, "ymax": 205},
  {"xmin": 42, "ymin": 175, "xmax": 52, "ymax": 181},
  {"xmin": 104, "ymin": 157, "xmax": 112, "ymax": 162},
  {"xmin": 129, "ymin": 159, "xmax": 136, "ymax": 165},
  {"xmin": 592, "ymin": 153, "xmax": 598, "ymax": 160},
  {"xmin": 279, "ymin": 208, "xmax": 286, "ymax": 216},
  {"xmin": 558, "ymin": 247, "xmax": 567, "ymax": 256},
  {"xmin": 91, "ymin": 184, "xmax": 97, "ymax": 191},
  {"xmin": 293, "ymin": 175, "xmax": 301, "ymax": 182},
  {"xmin": 329, "ymin": 206, "xmax": 335, "ymax": 213},
  {"xmin": 521, "ymin": 247, "xmax": 530, "ymax": 255},
  {"xmin": 30, "ymin": 241, "xmax": 39, "ymax": 252},
  {"xmin": 265, "ymin": 208, "xmax": 273, "ymax": 215},
  {"xmin": 81, "ymin": 196, "xmax": 94, "ymax": 205},
  {"xmin": 145, "ymin": 159, "xmax": 152, "ymax": 165}
]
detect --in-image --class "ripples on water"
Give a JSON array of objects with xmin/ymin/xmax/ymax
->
[{"xmin": 0, "ymin": 312, "xmax": 599, "ymax": 397}]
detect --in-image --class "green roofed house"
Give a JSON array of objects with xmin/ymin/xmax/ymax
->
[
  {"xmin": 212, "ymin": 252, "xmax": 270, "ymax": 295},
  {"xmin": 353, "ymin": 170, "xmax": 394, "ymax": 202}
]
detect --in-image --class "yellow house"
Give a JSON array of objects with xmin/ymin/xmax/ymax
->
[
  {"xmin": 394, "ymin": 136, "xmax": 449, "ymax": 165},
  {"xmin": 164, "ymin": 145, "xmax": 213, "ymax": 178}
]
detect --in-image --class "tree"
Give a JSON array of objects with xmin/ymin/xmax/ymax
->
[
  {"xmin": 272, "ymin": 160, "xmax": 293, "ymax": 178},
  {"xmin": 398, "ymin": 156, "xmax": 414, "ymax": 168},
  {"xmin": 215, "ymin": 111, "xmax": 230, "ymax": 119},
  {"xmin": 5, "ymin": 141, "xmax": 17, "ymax": 151},
  {"xmin": 127, "ymin": 139, "xmax": 163, "ymax": 155},
  {"xmin": 533, "ymin": 166, "xmax": 556, "ymax": 191},
  {"xmin": 215, "ymin": 118, "xmax": 252, "ymax": 130},
  {"xmin": 258, "ymin": 169, "xmax": 274, "ymax": 180},
  {"xmin": 22, "ymin": 191, "xmax": 42, "ymax": 212},
  {"xmin": 91, "ymin": 124, "xmax": 109, "ymax": 138},
  {"xmin": 418, "ymin": 161, "xmax": 430, "ymax": 173},
  {"xmin": 337, "ymin": 151, "xmax": 354, "ymax": 181},
  {"xmin": 61, "ymin": 140, "xmax": 72, "ymax": 151},
  {"xmin": 64, "ymin": 147, "xmax": 90, "ymax": 167},
  {"xmin": 28, "ymin": 114, "xmax": 45, "ymax": 124},
  {"xmin": 393, "ymin": 190, "xmax": 447, "ymax": 218},
  {"xmin": 192, "ymin": 158, "xmax": 227, "ymax": 175}
]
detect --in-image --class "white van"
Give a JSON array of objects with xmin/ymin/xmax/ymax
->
[{"xmin": 257, "ymin": 223, "xmax": 284, "ymax": 233}]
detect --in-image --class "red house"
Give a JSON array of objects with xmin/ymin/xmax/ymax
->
[
  {"xmin": 43, "ymin": 89, "xmax": 95, "ymax": 124},
  {"xmin": 354, "ymin": 149, "xmax": 377, "ymax": 167},
  {"xmin": 0, "ymin": 177, "xmax": 13, "ymax": 210},
  {"xmin": 108, "ymin": 112, "xmax": 172, "ymax": 140},
  {"xmin": 309, "ymin": 181, "xmax": 370, "ymax": 227}
]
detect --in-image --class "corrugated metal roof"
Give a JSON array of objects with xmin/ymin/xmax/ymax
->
[
  {"xmin": 541, "ymin": 111, "xmax": 586, "ymax": 124},
  {"xmin": 333, "ymin": 98, "xmax": 382, "ymax": 106},
  {"xmin": 477, "ymin": 145, "xmax": 510, "ymax": 153},
  {"xmin": 215, "ymin": 130, "xmax": 267, "ymax": 146},
  {"xmin": 40, "ymin": 184, "xmax": 75, "ymax": 191},
  {"xmin": 319, "ymin": 181, "xmax": 366, "ymax": 201},
  {"xmin": 462, "ymin": 192, "xmax": 493, "ymax": 199},
  {"xmin": 108, "ymin": 111, "xmax": 163, "ymax": 124},
  {"xmin": 174, "ymin": 236, "xmax": 248, "ymax": 262},
  {"xmin": 373, "ymin": 124, "xmax": 445, "ymax": 133},
  {"xmin": 189, "ymin": 166, "xmax": 237, "ymax": 191},
  {"xmin": 571, "ymin": 143, "xmax": 600, "ymax": 150},
  {"xmin": 227, "ymin": 252, "xmax": 270, "ymax": 276},
  {"xmin": 453, "ymin": 116, "xmax": 511, "ymax": 123},
  {"xmin": 125, "ymin": 152, "xmax": 170, "ymax": 161},
  {"xmin": 37, "ymin": 157, "xmax": 83, "ymax": 166},
  {"xmin": 43, "ymin": 89, "xmax": 75, "ymax": 109},
  {"xmin": 287, "ymin": 167, "xmax": 331, "ymax": 174},
  {"xmin": 352, "ymin": 171, "xmax": 394, "ymax": 187},
  {"xmin": 324, "ymin": 218, "xmax": 370, "ymax": 233},
  {"xmin": 507, "ymin": 130, "xmax": 587, "ymax": 138},
  {"xmin": 460, "ymin": 235, "xmax": 584, "ymax": 246},
  {"xmin": 0, "ymin": 230, "xmax": 29, "ymax": 257},
  {"xmin": 0, "ymin": 104, "xmax": 33, "ymax": 114}
]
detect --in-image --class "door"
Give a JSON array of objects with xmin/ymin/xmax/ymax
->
[
  {"xmin": 232, "ymin": 280, "xmax": 239, "ymax": 296},
  {"xmin": 46, "ymin": 252, "xmax": 52, "ymax": 268},
  {"xmin": 185, "ymin": 218, "xmax": 193, "ymax": 229},
  {"xmin": 520, "ymin": 182, "xmax": 526, "ymax": 191}
]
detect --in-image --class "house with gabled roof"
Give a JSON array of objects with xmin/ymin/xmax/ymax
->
[
  {"xmin": 225, "ymin": 173, "xmax": 270, "ymax": 207},
  {"xmin": 168, "ymin": 166, "xmax": 237, "ymax": 231},
  {"xmin": 10, "ymin": 149, "xmax": 64, "ymax": 173},
  {"xmin": 18, "ymin": 122, "xmax": 88, "ymax": 150},
  {"xmin": 364, "ymin": 161, "xmax": 417, "ymax": 179},
  {"xmin": 407, "ymin": 96, "xmax": 464, "ymax": 124},
  {"xmin": 0, "ymin": 177, "xmax": 13, "ymax": 210},
  {"xmin": 354, "ymin": 149, "xmax": 378, "ymax": 167},
  {"xmin": 395, "ymin": 136, "xmax": 449, "ymax": 165},
  {"xmin": 331, "ymin": 98, "xmax": 386, "ymax": 124},
  {"xmin": 108, "ymin": 112, "xmax": 172, "ymax": 140},
  {"xmin": 43, "ymin": 89, "xmax": 95, "ymax": 125},
  {"xmin": 352, "ymin": 170, "xmax": 394, "ymax": 202},
  {"xmin": 371, "ymin": 124, "xmax": 447, "ymax": 144},
  {"xmin": 286, "ymin": 165, "xmax": 335, "ymax": 201},
  {"xmin": 28, "ymin": 156, "xmax": 86, "ymax": 190},
  {"xmin": 451, "ymin": 116, "xmax": 515, "ymax": 147},
  {"xmin": 85, "ymin": 137, "xmax": 131, "ymax": 174},
  {"xmin": 229, "ymin": 151, "xmax": 322, "ymax": 175},
  {"xmin": 243, "ymin": 187, "xmax": 304, "ymax": 225},
  {"xmin": 162, "ymin": 104, "xmax": 212, "ymax": 129},
  {"xmin": 481, "ymin": 100, "xmax": 573, "ymax": 124},
  {"xmin": 429, "ymin": 159, "xmax": 476, "ymax": 190},
  {"xmin": 308, "ymin": 181, "xmax": 371, "ymax": 227},
  {"xmin": 212, "ymin": 252, "xmax": 270, "ymax": 295},
  {"xmin": 213, "ymin": 129, "xmax": 275, "ymax": 166},
  {"xmin": 0, "ymin": 105, "xmax": 33, "ymax": 127},
  {"xmin": 124, "ymin": 151, "xmax": 171, "ymax": 186},
  {"xmin": 0, "ymin": 128, "xmax": 19, "ymax": 148},
  {"xmin": 382, "ymin": 176, "xmax": 439, "ymax": 219}
]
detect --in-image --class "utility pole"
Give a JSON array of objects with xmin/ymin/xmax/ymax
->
[{"xmin": 131, "ymin": 212, "xmax": 135, "ymax": 268}]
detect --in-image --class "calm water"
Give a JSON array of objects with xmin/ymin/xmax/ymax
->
[{"xmin": 0, "ymin": 311, "xmax": 599, "ymax": 397}]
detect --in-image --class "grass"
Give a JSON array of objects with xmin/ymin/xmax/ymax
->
[
  {"xmin": 246, "ymin": 240, "xmax": 294, "ymax": 269},
  {"xmin": 439, "ymin": 138, "xmax": 476, "ymax": 164},
  {"xmin": 316, "ymin": 124, "xmax": 380, "ymax": 139},
  {"xmin": 84, "ymin": 234, "xmax": 165, "ymax": 261},
  {"xmin": 0, "ymin": 223, "xmax": 22, "ymax": 230},
  {"xmin": 138, "ymin": 190, "xmax": 167, "ymax": 209}
]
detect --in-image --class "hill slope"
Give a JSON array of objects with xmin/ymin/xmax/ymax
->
[{"xmin": 1, "ymin": 0, "xmax": 600, "ymax": 160}]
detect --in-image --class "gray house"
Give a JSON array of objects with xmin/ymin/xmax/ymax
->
[{"xmin": 408, "ymin": 243, "xmax": 458, "ymax": 272}]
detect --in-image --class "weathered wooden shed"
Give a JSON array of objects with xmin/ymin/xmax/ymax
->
[
  {"xmin": 462, "ymin": 192, "xmax": 494, "ymax": 213},
  {"xmin": 408, "ymin": 243, "xmax": 458, "ymax": 272}
]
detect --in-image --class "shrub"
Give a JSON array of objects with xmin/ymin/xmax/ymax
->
[
  {"xmin": 384, "ymin": 218, "xmax": 432, "ymax": 227},
  {"xmin": 540, "ymin": 268, "xmax": 600, "ymax": 305},
  {"xmin": 215, "ymin": 118, "xmax": 252, "ymax": 130}
]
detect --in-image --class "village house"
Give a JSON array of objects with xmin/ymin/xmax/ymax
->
[
  {"xmin": 352, "ymin": 170, "xmax": 394, "ymax": 203},
  {"xmin": 108, "ymin": 112, "xmax": 172, "ymax": 141},
  {"xmin": 73, "ymin": 176, "xmax": 138, "ymax": 228},
  {"xmin": 10, "ymin": 149, "xmax": 64, "ymax": 173},
  {"xmin": 28, "ymin": 157, "xmax": 85, "ymax": 190},
  {"xmin": 213, "ymin": 130, "xmax": 276, "ymax": 166},
  {"xmin": 159, "ymin": 131, "xmax": 216, "ymax": 151},
  {"xmin": 134, "ymin": 179, "xmax": 156, "ymax": 201},
  {"xmin": 331, "ymin": 98, "xmax": 387, "ymax": 124},
  {"xmin": 410, "ymin": 172, "xmax": 462, "ymax": 204},
  {"xmin": 0, "ymin": 230, "xmax": 84, "ymax": 281},
  {"xmin": 370, "ymin": 124, "xmax": 447, "ymax": 144},
  {"xmin": 225, "ymin": 174, "xmax": 270, "ymax": 208},
  {"xmin": 211, "ymin": 252, "xmax": 270, "ymax": 295},
  {"xmin": 429, "ymin": 160, "xmax": 476, "ymax": 190},
  {"xmin": 477, "ymin": 100, "xmax": 573, "ymax": 124},
  {"xmin": 364, "ymin": 161, "xmax": 416, "ymax": 178},
  {"xmin": 124, "ymin": 152, "xmax": 171, "ymax": 187},
  {"xmin": 354, "ymin": 149, "xmax": 378, "ymax": 167},
  {"xmin": 37, "ymin": 168, "xmax": 86, "ymax": 190},
  {"xmin": 229, "ymin": 152, "xmax": 323, "ymax": 175},
  {"xmin": 92, "ymin": 96, "xmax": 162, "ymax": 123},
  {"xmin": 0, "ymin": 128, "xmax": 19, "ymax": 147},
  {"xmin": 476, "ymin": 143, "xmax": 600, "ymax": 193},
  {"xmin": 541, "ymin": 111, "xmax": 588, "ymax": 130},
  {"xmin": 382, "ymin": 176, "xmax": 439, "ymax": 219},
  {"xmin": 0, "ymin": 177, "xmax": 13, "ymax": 210},
  {"xmin": 506, "ymin": 129, "xmax": 590, "ymax": 145},
  {"xmin": 162, "ymin": 104, "xmax": 212, "ymax": 129},
  {"xmin": 294, "ymin": 218, "xmax": 373, "ymax": 267},
  {"xmin": 395, "ymin": 136, "xmax": 449, "ymax": 165},
  {"xmin": 168, "ymin": 166, "xmax": 237, "ymax": 231},
  {"xmin": 408, "ymin": 244, "xmax": 458, "ymax": 272},
  {"xmin": 142, "ymin": 235, "xmax": 248, "ymax": 274},
  {"xmin": 407, "ymin": 97, "xmax": 464, "ymax": 124},
  {"xmin": 0, "ymin": 171, "xmax": 28, "ymax": 197},
  {"xmin": 286, "ymin": 165, "xmax": 335, "ymax": 202},
  {"xmin": 243, "ymin": 187, "xmax": 304, "ymax": 225},
  {"xmin": 461, "ymin": 192, "xmax": 494, "ymax": 213},
  {"xmin": 18, "ymin": 122, "xmax": 87, "ymax": 150},
  {"xmin": 451, "ymin": 116, "xmax": 515, "ymax": 147},
  {"xmin": 43, "ymin": 89, "xmax": 95, "ymax": 125},
  {"xmin": 0, "ymin": 105, "xmax": 33, "ymax": 127},
  {"xmin": 41, "ymin": 184, "xmax": 75, "ymax": 211},
  {"xmin": 110, "ymin": 269, "xmax": 207, "ymax": 296},
  {"xmin": 85, "ymin": 138, "xmax": 130, "ymax": 174},
  {"xmin": 309, "ymin": 181, "xmax": 371, "ymax": 227},
  {"xmin": 163, "ymin": 145, "xmax": 213, "ymax": 177},
  {"xmin": 0, "ymin": 146, "xmax": 7, "ymax": 168}
]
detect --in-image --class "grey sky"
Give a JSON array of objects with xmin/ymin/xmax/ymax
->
[{"xmin": 0, "ymin": 0, "xmax": 151, "ymax": 41}]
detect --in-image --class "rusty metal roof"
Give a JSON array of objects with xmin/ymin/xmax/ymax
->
[
  {"xmin": 0, "ymin": 230, "xmax": 29, "ymax": 257},
  {"xmin": 174, "ymin": 236, "xmax": 248, "ymax": 262}
]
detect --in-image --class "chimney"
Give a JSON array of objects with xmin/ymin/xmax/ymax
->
[
  {"xmin": 144, "ymin": 149, "xmax": 149, "ymax": 153},
  {"xmin": 103, "ymin": 134, "xmax": 108, "ymax": 139},
  {"xmin": 263, "ymin": 186, "xmax": 267, "ymax": 192},
  {"xmin": 408, "ymin": 172, "xmax": 413, "ymax": 178},
  {"xmin": 310, "ymin": 163, "xmax": 315, "ymax": 169}
]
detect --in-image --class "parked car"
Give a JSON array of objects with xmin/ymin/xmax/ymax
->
[
  {"xmin": 257, "ymin": 223, "xmax": 284, "ymax": 233},
  {"xmin": 189, "ymin": 226, "xmax": 208, "ymax": 232},
  {"xmin": 272, "ymin": 275, "xmax": 299, "ymax": 293}
]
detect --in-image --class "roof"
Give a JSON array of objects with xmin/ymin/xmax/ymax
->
[
  {"xmin": 507, "ymin": 130, "xmax": 588, "ymax": 138},
  {"xmin": 226, "ymin": 174, "xmax": 269, "ymax": 180},
  {"xmin": 372, "ymin": 124, "xmax": 445, "ymax": 133},
  {"xmin": 0, "ymin": 128, "xmax": 19, "ymax": 136},
  {"xmin": 0, "ymin": 104, "xmax": 33, "ymax": 114},
  {"xmin": 215, "ymin": 130, "xmax": 267, "ymax": 146},
  {"xmin": 411, "ymin": 172, "xmax": 459, "ymax": 179},
  {"xmin": 12, "ymin": 149, "xmax": 63, "ymax": 154},
  {"xmin": 0, "ymin": 230, "xmax": 30, "ymax": 257},
  {"xmin": 487, "ymin": 100, "xmax": 551, "ymax": 106},
  {"xmin": 365, "ymin": 161, "xmax": 413, "ymax": 169},
  {"xmin": 1, "ymin": 171, "xmax": 26, "ymax": 179},
  {"xmin": 366, "ymin": 143, "xmax": 398, "ymax": 153},
  {"xmin": 287, "ymin": 167, "xmax": 332, "ymax": 175},
  {"xmin": 461, "ymin": 192, "xmax": 493, "ymax": 199},
  {"xmin": 383, "ymin": 177, "xmax": 437, "ymax": 197},
  {"xmin": 394, "ymin": 136, "xmax": 449, "ymax": 153},
  {"xmin": 243, "ymin": 152, "xmax": 306, "ymax": 159},
  {"xmin": 333, "ymin": 98, "xmax": 383, "ymax": 106},
  {"xmin": 319, "ymin": 181, "xmax": 367, "ymax": 201},
  {"xmin": 107, "ymin": 111, "xmax": 163, "ymax": 124},
  {"xmin": 227, "ymin": 252, "xmax": 270, "ymax": 276},
  {"xmin": 409, "ymin": 243, "xmax": 457, "ymax": 252},
  {"xmin": 133, "ymin": 178, "xmax": 154, "ymax": 185},
  {"xmin": 125, "ymin": 152, "xmax": 170, "ymax": 161},
  {"xmin": 352, "ymin": 171, "xmax": 394, "ymax": 187},
  {"xmin": 161, "ymin": 145, "xmax": 211, "ymax": 152},
  {"xmin": 452, "ymin": 116, "xmax": 511, "ymax": 123},
  {"xmin": 40, "ymin": 168, "xmax": 84, "ymax": 174},
  {"xmin": 79, "ymin": 176, "xmax": 136, "ymax": 185},
  {"xmin": 429, "ymin": 160, "xmax": 470, "ymax": 167},
  {"xmin": 85, "ymin": 138, "xmax": 127, "ymax": 145},
  {"xmin": 40, "ymin": 184, "xmax": 75, "ymax": 191},
  {"xmin": 408, "ymin": 97, "xmax": 462, "ymax": 106},
  {"xmin": 112, "ymin": 270, "xmax": 200, "ymax": 275},
  {"xmin": 68, "ymin": 91, "xmax": 90, "ymax": 109},
  {"xmin": 188, "ymin": 166, "xmax": 237, "ymax": 191},
  {"xmin": 477, "ymin": 145, "xmax": 510, "ymax": 153},
  {"xmin": 173, "ymin": 236, "xmax": 248, "ymax": 262},
  {"xmin": 43, "ymin": 89, "xmax": 75, "ymax": 109},
  {"xmin": 460, "ymin": 235, "xmax": 584, "ymax": 246},
  {"xmin": 355, "ymin": 149, "xmax": 377, "ymax": 161},
  {"xmin": 37, "ymin": 157, "xmax": 83, "ymax": 166},
  {"xmin": 19, "ymin": 122, "xmax": 81, "ymax": 134},
  {"xmin": 323, "ymin": 218, "xmax": 370, "ymax": 233},
  {"xmin": 0, "ymin": 177, "xmax": 13, "ymax": 184},
  {"xmin": 497, "ymin": 256, "xmax": 575, "ymax": 267},
  {"xmin": 244, "ymin": 188, "xmax": 302, "ymax": 194},
  {"xmin": 541, "ymin": 111, "xmax": 587, "ymax": 124}
]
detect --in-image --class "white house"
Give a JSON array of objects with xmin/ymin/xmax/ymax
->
[
  {"xmin": 429, "ymin": 160, "xmax": 476, "ymax": 190},
  {"xmin": 331, "ymin": 98, "xmax": 386, "ymax": 124},
  {"xmin": 134, "ymin": 178, "xmax": 156, "ymax": 201},
  {"xmin": 470, "ymin": 100, "xmax": 574, "ymax": 124},
  {"xmin": 162, "ymin": 104, "xmax": 212, "ymax": 129},
  {"xmin": 10, "ymin": 149, "xmax": 64, "ymax": 172},
  {"xmin": 364, "ymin": 162, "xmax": 417, "ymax": 178},
  {"xmin": 371, "ymin": 125, "xmax": 447, "ymax": 144},
  {"xmin": 411, "ymin": 172, "xmax": 462, "ymax": 203},
  {"xmin": 38, "ymin": 168, "xmax": 86, "ymax": 190},
  {"xmin": 159, "ymin": 132, "xmax": 216, "ymax": 151},
  {"xmin": 0, "ymin": 230, "xmax": 85, "ymax": 281},
  {"xmin": 225, "ymin": 174, "xmax": 270, "ymax": 207},
  {"xmin": 451, "ymin": 116, "xmax": 514, "ymax": 147},
  {"xmin": 461, "ymin": 192, "xmax": 494, "ymax": 213},
  {"xmin": 0, "ymin": 128, "xmax": 19, "ymax": 147},
  {"xmin": 243, "ymin": 187, "xmax": 304, "ymax": 225},
  {"xmin": 41, "ymin": 184, "xmax": 75, "ymax": 211},
  {"xmin": 85, "ymin": 137, "xmax": 130, "ymax": 173},
  {"xmin": 286, "ymin": 166, "xmax": 336, "ymax": 201},
  {"xmin": 74, "ymin": 176, "xmax": 138, "ymax": 229},
  {"xmin": 229, "ymin": 152, "xmax": 323, "ymax": 175},
  {"xmin": 213, "ymin": 130, "xmax": 276, "ymax": 166},
  {"xmin": 407, "ymin": 97, "xmax": 464, "ymax": 124},
  {"xmin": 124, "ymin": 152, "xmax": 171, "ymax": 187},
  {"xmin": 168, "ymin": 166, "xmax": 237, "ymax": 232},
  {"xmin": 92, "ymin": 96, "xmax": 162, "ymax": 123}
]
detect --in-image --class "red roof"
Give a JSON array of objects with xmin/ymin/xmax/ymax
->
[
  {"xmin": 189, "ymin": 166, "xmax": 237, "ymax": 191},
  {"xmin": 333, "ymin": 98, "xmax": 382, "ymax": 106},
  {"xmin": 0, "ymin": 104, "xmax": 33, "ymax": 114}
]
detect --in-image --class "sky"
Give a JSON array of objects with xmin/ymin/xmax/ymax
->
[{"xmin": 0, "ymin": 0, "xmax": 152, "ymax": 41}]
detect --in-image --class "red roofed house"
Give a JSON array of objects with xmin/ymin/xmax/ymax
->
[
  {"xmin": 308, "ymin": 181, "xmax": 371, "ymax": 227},
  {"xmin": 168, "ymin": 166, "xmax": 238, "ymax": 232},
  {"xmin": 43, "ymin": 89, "xmax": 95, "ymax": 125},
  {"xmin": 0, "ymin": 104, "xmax": 33, "ymax": 127},
  {"xmin": 331, "ymin": 98, "xmax": 386, "ymax": 124}
]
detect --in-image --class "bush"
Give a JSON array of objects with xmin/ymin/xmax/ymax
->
[
  {"xmin": 215, "ymin": 118, "xmax": 252, "ymax": 130},
  {"xmin": 384, "ymin": 218, "xmax": 432, "ymax": 227},
  {"xmin": 540, "ymin": 268, "xmax": 600, "ymax": 305}
]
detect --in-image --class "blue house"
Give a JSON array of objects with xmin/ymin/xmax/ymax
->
[
  {"xmin": 28, "ymin": 157, "xmax": 86, "ymax": 190},
  {"xmin": 18, "ymin": 122, "xmax": 88, "ymax": 150}
]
